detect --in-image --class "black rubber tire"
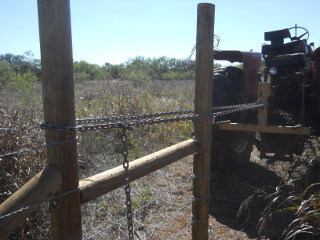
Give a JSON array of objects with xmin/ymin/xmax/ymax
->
[{"xmin": 211, "ymin": 67, "xmax": 253, "ymax": 170}]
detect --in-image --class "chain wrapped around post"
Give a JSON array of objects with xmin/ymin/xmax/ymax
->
[
  {"xmin": 121, "ymin": 127, "xmax": 134, "ymax": 240},
  {"xmin": 40, "ymin": 103, "xmax": 266, "ymax": 132},
  {"xmin": 38, "ymin": 103, "xmax": 267, "ymax": 239}
]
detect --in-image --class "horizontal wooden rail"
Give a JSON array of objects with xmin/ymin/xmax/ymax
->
[
  {"xmin": 0, "ymin": 165, "xmax": 62, "ymax": 239},
  {"xmin": 80, "ymin": 139, "xmax": 198, "ymax": 204}
]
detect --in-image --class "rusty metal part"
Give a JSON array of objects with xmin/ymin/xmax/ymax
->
[
  {"xmin": 216, "ymin": 82, "xmax": 311, "ymax": 136},
  {"xmin": 214, "ymin": 50, "xmax": 261, "ymax": 101}
]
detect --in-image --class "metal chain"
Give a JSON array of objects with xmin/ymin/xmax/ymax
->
[
  {"xmin": 85, "ymin": 174, "xmax": 195, "ymax": 239},
  {"xmin": 40, "ymin": 103, "xmax": 266, "ymax": 132},
  {"xmin": 76, "ymin": 110, "xmax": 194, "ymax": 125},
  {"xmin": 187, "ymin": 34, "xmax": 220, "ymax": 61},
  {"xmin": 212, "ymin": 102, "xmax": 259, "ymax": 111},
  {"xmin": 121, "ymin": 128, "xmax": 134, "ymax": 240},
  {"xmin": 8, "ymin": 103, "xmax": 265, "ymax": 240}
]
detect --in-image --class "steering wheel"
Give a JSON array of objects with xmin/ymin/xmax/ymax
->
[{"xmin": 288, "ymin": 25, "xmax": 309, "ymax": 41}]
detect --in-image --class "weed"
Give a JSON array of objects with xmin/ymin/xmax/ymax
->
[{"xmin": 253, "ymin": 138, "xmax": 320, "ymax": 240}]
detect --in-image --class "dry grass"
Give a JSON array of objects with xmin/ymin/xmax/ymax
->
[
  {"xmin": 1, "ymin": 79, "xmax": 196, "ymax": 239},
  {"xmin": 81, "ymin": 157, "xmax": 194, "ymax": 240},
  {"xmin": 255, "ymin": 138, "xmax": 320, "ymax": 240},
  {"xmin": 1, "ymin": 79, "xmax": 320, "ymax": 239},
  {"xmin": 213, "ymin": 140, "xmax": 320, "ymax": 240},
  {"xmin": 0, "ymin": 90, "xmax": 49, "ymax": 239}
]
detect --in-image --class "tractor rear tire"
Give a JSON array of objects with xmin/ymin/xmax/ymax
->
[{"xmin": 211, "ymin": 67, "xmax": 253, "ymax": 170}]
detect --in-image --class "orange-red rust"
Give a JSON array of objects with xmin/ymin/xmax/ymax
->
[{"xmin": 214, "ymin": 50, "xmax": 261, "ymax": 102}]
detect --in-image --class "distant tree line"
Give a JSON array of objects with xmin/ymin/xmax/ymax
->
[
  {"xmin": 76, "ymin": 56, "xmax": 197, "ymax": 82},
  {"xmin": 0, "ymin": 52, "xmax": 224, "ymax": 89}
]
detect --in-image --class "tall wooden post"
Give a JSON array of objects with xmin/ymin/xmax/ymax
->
[
  {"xmin": 37, "ymin": 0, "xmax": 82, "ymax": 239},
  {"xmin": 192, "ymin": 3, "xmax": 214, "ymax": 240}
]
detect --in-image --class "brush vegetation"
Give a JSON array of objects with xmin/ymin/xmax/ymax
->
[{"xmin": 0, "ymin": 52, "xmax": 319, "ymax": 239}]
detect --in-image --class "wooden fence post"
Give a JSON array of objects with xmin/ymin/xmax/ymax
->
[
  {"xmin": 192, "ymin": 3, "xmax": 215, "ymax": 240},
  {"xmin": 37, "ymin": 0, "xmax": 82, "ymax": 239}
]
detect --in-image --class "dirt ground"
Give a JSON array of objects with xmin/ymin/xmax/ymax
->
[
  {"xmin": 208, "ymin": 147, "xmax": 291, "ymax": 240},
  {"xmin": 131, "ymin": 147, "xmax": 293, "ymax": 240},
  {"xmin": 82, "ymin": 139, "xmax": 319, "ymax": 240},
  {"xmin": 144, "ymin": 146, "xmax": 297, "ymax": 240}
]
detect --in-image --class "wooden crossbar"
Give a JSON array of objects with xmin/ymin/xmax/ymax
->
[
  {"xmin": 79, "ymin": 139, "xmax": 198, "ymax": 204},
  {"xmin": 0, "ymin": 165, "xmax": 62, "ymax": 238}
]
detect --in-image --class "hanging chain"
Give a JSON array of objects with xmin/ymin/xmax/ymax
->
[
  {"xmin": 121, "ymin": 128, "xmax": 134, "ymax": 240},
  {"xmin": 37, "ymin": 102, "xmax": 266, "ymax": 240}
]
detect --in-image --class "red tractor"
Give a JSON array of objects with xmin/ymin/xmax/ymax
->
[{"xmin": 211, "ymin": 25, "xmax": 320, "ymax": 169}]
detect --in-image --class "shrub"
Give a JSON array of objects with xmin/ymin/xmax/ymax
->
[
  {"xmin": 0, "ymin": 61, "xmax": 14, "ymax": 89},
  {"xmin": 120, "ymin": 69, "xmax": 151, "ymax": 86},
  {"xmin": 74, "ymin": 61, "xmax": 111, "ymax": 81},
  {"xmin": 74, "ymin": 71, "xmax": 91, "ymax": 81},
  {"xmin": 7, "ymin": 72, "xmax": 37, "ymax": 94}
]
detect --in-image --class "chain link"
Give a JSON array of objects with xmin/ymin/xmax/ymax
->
[
  {"xmin": 34, "ymin": 103, "xmax": 266, "ymax": 240},
  {"xmin": 39, "ymin": 103, "xmax": 266, "ymax": 133},
  {"xmin": 121, "ymin": 128, "xmax": 134, "ymax": 240},
  {"xmin": 76, "ymin": 110, "xmax": 194, "ymax": 125},
  {"xmin": 187, "ymin": 34, "xmax": 220, "ymax": 62},
  {"xmin": 38, "ymin": 102, "xmax": 265, "ymax": 240}
]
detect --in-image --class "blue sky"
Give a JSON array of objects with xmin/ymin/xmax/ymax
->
[{"xmin": 1, "ymin": 0, "xmax": 319, "ymax": 65}]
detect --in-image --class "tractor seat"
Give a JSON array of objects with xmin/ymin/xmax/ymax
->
[
  {"xmin": 264, "ymin": 28, "xmax": 291, "ymax": 46},
  {"xmin": 265, "ymin": 52, "xmax": 306, "ymax": 67},
  {"xmin": 262, "ymin": 39, "xmax": 307, "ymax": 57}
]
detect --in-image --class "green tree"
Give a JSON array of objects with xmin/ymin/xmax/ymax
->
[
  {"xmin": 0, "ymin": 52, "xmax": 40, "ymax": 93},
  {"xmin": 0, "ymin": 51, "xmax": 41, "ymax": 77},
  {"xmin": 0, "ymin": 60, "xmax": 14, "ymax": 89},
  {"xmin": 74, "ymin": 61, "xmax": 110, "ymax": 81},
  {"xmin": 120, "ymin": 56, "xmax": 151, "ymax": 84},
  {"xmin": 103, "ymin": 62, "xmax": 124, "ymax": 79},
  {"xmin": 8, "ymin": 72, "xmax": 37, "ymax": 94},
  {"xmin": 149, "ymin": 56, "xmax": 170, "ymax": 79}
]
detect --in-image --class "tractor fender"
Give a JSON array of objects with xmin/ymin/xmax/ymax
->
[
  {"xmin": 314, "ymin": 47, "xmax": 320, "ymax": 114},
  {"xmin": 214, "ymin": 50, "xmax": 261, "ymax": 102}
]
